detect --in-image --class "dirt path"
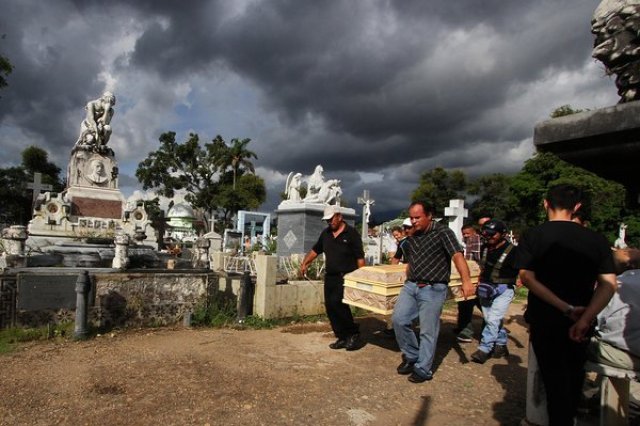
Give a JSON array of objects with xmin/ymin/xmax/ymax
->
[{"xmin": 0, "ymin": 304, "xmax": 530, "ymax": 426}]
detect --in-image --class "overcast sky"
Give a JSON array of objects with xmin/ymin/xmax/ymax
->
[{"xmin": 0, "ymin": 0, "xmax": 619, "ymax": 220}]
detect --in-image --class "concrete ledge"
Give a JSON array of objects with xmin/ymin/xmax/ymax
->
[{"xmin": 533, "ymin": 101, "xmax": 640, "ymax": 194}]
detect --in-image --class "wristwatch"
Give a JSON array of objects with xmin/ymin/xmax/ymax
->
[{"xmin": 563, "ymin": 304, "xmax": 575, "ymax": 317}]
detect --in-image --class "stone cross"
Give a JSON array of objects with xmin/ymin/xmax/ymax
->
[
  {"xmin": 26, "ymin": 172, "xmax": 53, "ymax": 207},
  {"xmin": 444, "ymin": 199, "xmax": 467, "ymax": 244},
  {"xmin": 357, "ymin": 189, "xmax": 375, "ymax": 239}
]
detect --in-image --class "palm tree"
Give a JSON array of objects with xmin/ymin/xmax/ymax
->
[{"xmin": 220, "ymin": 138, "xmax": 257, "ymax": 189}]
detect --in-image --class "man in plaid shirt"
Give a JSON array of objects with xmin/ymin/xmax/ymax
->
[{"xmin": 392, "ymin": 201, "xmax": 474, "ymax": 383}]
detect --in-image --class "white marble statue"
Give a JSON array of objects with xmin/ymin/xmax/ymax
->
[
  {"xmin": 304, "ymin": 179, "xmax": 342, "ymax": 204},
  {"xmin": 304, "ymin": 165, "xmax": 325, "ymax": 202},
  {"xmin": 615, "ymin": 223, "xmax": 628, "ymax": 249},
  {"xmin": 75, "ymin": 91, "xmax": 116, "ymax": 147},
  {"xmin": 284, "ymin": 172, "xmax": 303, "ymax": 203}
]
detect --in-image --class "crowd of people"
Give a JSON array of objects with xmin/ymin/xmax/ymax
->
[{"xmin": 300, "ymin": 184, "xmax": 639, "ymax": 424}]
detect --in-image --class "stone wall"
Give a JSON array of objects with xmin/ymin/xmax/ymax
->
[
  {"xmin": 0, "ymin": 256, "xmax": 327, "ymax": 329},
  {"xmin": 0, "ymin": 269, "xmax": 217, "ymax": 329},
  {"xmin": 92, "ymin": 272, "xmax": 217, "ymax": 328}
]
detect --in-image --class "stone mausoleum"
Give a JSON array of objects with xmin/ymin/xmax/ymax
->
[{"xmin": 25, "ymin": 92, "xmax": 157, "ymax": 262}]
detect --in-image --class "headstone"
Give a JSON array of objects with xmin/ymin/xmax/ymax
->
[
  {"xmin": 444, "ymin": 199, "xmax": 467, "ymax": 244},
  {"xmin": 17, "ymin": 274, "xmax": 92, "ymax": 311}
]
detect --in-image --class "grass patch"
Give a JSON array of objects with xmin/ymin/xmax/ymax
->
[
  {"xmin": 0, "ymin": 322, "xmax": 74, "ymax": 355},
  {"xmin": 191, "ymin": 292, "xmax": 331, "ymax": 330},
  {"xmin": 513, "ymin": 286, "xmax": 528, "ymax": 303}
]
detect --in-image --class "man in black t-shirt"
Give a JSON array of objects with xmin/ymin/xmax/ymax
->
[
  {"xmin": 515, "ymin": 184, "xmax": 617, "ymax": 425},
  {"xmin": 301, "ymin": 205, "xmax": 365, "ymax": 351}
]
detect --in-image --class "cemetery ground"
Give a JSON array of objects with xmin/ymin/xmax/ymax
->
[{"xmin": 0, "ymin": 297, "xmax": 587, "ymax": 426}]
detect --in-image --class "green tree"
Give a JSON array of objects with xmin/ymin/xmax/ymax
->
[
  {"xmin": 467, "ymin": 173, "xmax": 516, "ymax": 224},
  {"xmin": 136, "ymin": 132, "xmax": 265, "ymax": 231},
  {"xmin": 216, "ymin": 173, "xmax": 266, "ymax": 228},
  {"xmin": 411, "ymin": 167, "xmax": 467, "ymax": 215},
  {"xmin": 0, "ymin": 146, "xmax": 63, "ymax": 226},
  {"xmin": 136, "ymin": 132, "xmax": 226, "ymax": 211},
  {"xmin": 0, "ymin": 46, "xmax": 12, "ymax": 94},
  {"xmin": 22, "ymin": 146, "xmax": 62, "ymax": 188},
  {"xmin": 509, "ymin": 152, "xmax": 625, "ymax": 241},
  {"xmin": 217, "ymin": 137, "xmax": 257, "ymax": 189}
]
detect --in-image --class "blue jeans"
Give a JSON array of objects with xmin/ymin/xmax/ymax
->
[
  {"xmin": 392, "ymin": 281, "xmax": 448, "ymax": 377},
  {"xmin": 478, "ymin": 286, "xmax": 514, "ymax": 353}
]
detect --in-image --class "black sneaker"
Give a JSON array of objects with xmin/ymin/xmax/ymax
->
[
  {"xmin": 408, "ymin": 370, "xmax": 433, "ymax": 383},
  {"xmin": 456, "ymin": 331, "xmax": 473, "ymax": 343},
  {"xmin": 492, "ymin": 345, "xmax": 509, "ymax": 358},
  {"xmin": 471, "ymin": 349, "xmax": 491, "ymax": 364},
  {"xmin": 397, "ymin": 358, "xmax": 416, "ymax": 375},
  {"xmin": 329, "ymin": 338, "xmax": 347, "ymax": 349}
]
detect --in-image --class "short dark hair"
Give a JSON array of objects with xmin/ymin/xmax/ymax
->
[
  {"xmin": 546, "ymin": 184, "xmax": 583, "ymax": 211},
  {"xmin": 409, "ymin": 200, "xmax": 434, "ymax": 215},
  {"xmin": 391, "ymin": 226, "xmax": 403, "ymax": 233},
  {"xmin": 461, "ymin": 223, "xmax": 475, "ymax": 231}
]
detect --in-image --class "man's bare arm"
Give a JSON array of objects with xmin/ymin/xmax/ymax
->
[
  {"xmin": 300, "ymin": 250, "xmax": 318, "ymax": 276},
  {"xmin": 519, "ymin": 269, "xmax": 571, "ymax": 313}
]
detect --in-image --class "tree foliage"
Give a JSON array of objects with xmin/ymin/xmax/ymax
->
[
  {"xmin": 0, "ymin": 146, "xmax": 63, "ymax": 227},
  {"xmin": 136, "ymin": 132, "xmax": 264, "ymax": 231},
  {"xmin": 409, "ymin": 153, "xmax": 629, "ymax": 244},
  {"xmin": 509, "ymin": 152, "xmax": 625, "ymax": 240},
  {"xmin": 411, "ymin": 167, "xmax": 467, "ymax": 214},
  {"xmin": 467, "ymin": 173, "xmax": 516, "ymax": 223},
  {"xmin": 0, "ymin": 46, "xmax": 12, "ymax": 94}
]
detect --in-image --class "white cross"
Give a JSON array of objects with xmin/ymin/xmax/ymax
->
[
  {"xmin": 444, "ymin": 199, "xmax": 468, "ymax": 244},
  {"xmin": 357, "ymin": 189, "xmax": 375, "ymax": 240},
  {"xmin": 26, "ymin": 172, "xmax": 53, "ymax": 207}
]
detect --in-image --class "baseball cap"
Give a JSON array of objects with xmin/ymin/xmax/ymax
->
[
  {"xmin": 402, "ymin": 218, "xmax": 412, "ymax": 228},
  {"xmin": 322, "ymin": 205, "xmax": 340, "ymax": 220},
  {"xmin": 481, "ymin": 219, "xmax": 507, "ymax": 236}
]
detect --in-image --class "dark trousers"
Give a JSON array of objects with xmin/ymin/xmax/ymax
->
[
  {"xmin": 530, "ymin": 322, "xmax": 588, "ymax": 426},
  {"xmin": 457, "ymin": 298, "xmax": 480, "ymax": 331},
  {"xmin": 324, "ymin": 274, "xmax": 359, "ymax": 339}
]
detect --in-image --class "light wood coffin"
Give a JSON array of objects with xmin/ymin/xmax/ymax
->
[{"xmin": 342, "ymin": 261, "xmax": 480, "ymax": 315}]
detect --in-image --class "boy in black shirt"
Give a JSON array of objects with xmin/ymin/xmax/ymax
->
[{"xmin": 515, "ymin": 184, "xmax": 617, "ymax": 425}]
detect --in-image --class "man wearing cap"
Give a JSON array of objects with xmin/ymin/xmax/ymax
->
[
  {"xmin": 470, "ymin": 220, "xmax": 518, "ymax": 364},
  {"xmin": 391, "ymin": 218, "xmax": 414, "ymax": 264},
  {"xmin": 301, "ymin": 205, "xmax": 365, "ymax": 351},
  {"xmin": 392, "ymin": 201, "xmax": 474, "ymax": 383}
]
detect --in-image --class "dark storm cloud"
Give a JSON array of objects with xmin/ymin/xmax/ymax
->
[
  {"xmin": 0, "ymin": 0, "xmax": 616, "ymax": 215},
  {"xmin": 0, "ymin": 1, "xmax": 119, "ymax": 165}
]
